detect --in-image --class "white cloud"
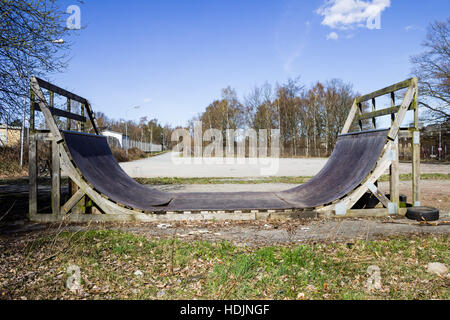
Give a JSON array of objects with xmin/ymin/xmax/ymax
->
[
  {"xmin": 326, "ymin": 31, "xmax": 339, "ymax": 40},
  {"xmin": 143, "ymin": 98, "xmax": 152, "ymax": 103},
  {"xmin": 404, "ymin": 25, "xmax": 420, "ymax": 32},
  {"xmin": 316, "ymin": 0, "xmax": 391, "ymax": 30}
]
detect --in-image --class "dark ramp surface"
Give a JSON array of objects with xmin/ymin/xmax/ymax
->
[
  {"xmin": 64, "ymin": 132, "xmax": 173, "ymax": 209},
  {"xmin": 276, "ymin": 129, "xmax": 388, "ymax": 208},
  {"xmin": 63, "ymin": 129, "xmax": 388, "ymax": 212}
]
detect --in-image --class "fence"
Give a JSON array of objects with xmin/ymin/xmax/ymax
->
[{"xmin": 105, "ymin": 136, "xmax": 162, "ymax": 153}]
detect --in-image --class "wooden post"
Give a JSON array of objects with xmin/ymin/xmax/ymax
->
[
  {"xmin": 66, "ymin": 98, "xmax": 71, "ymax": 131},
  {"xmin": 371, "ymin": 98, "xmax": 376, "ymax": 129},
  {"xmin": 412, "ymin": 78, "xmax": 420, "ymax": 206},
  {"xmin": 30, "ymin": 80, "xmax": 35, "ymax": 133},
  {"xmin": 51, "ymin": 139, "xmax": 61, "ymax": 215},
  {"xmin": 28, "ymin": 135, "xmax": 37, "ymax": 218},
  {"xmin": 81, "ymin": 104, "xmax": 85, "ymax": 132},
  {"xmin": 389, "ymin": 92, "xmax": 399, "ymax": 209},
  {"xmin": 357, "ymin": 102, "xmax": 363, "ymax": 131},
  {"xmin": 412, "ymin": 130, "xmax": 421, "ymax": 206}
]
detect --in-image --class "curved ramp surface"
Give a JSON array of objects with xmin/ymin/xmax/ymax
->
[
  {"xmin": 64, "ymin": 132, "xmax": 173, "ymax": 209},
  {"xmin": 277, "ymin": 129, "xmax": 388, "ymax": 208},
  {"xmin": 63, "ymin": 129, "xmax": 388, "ymax": 212}
]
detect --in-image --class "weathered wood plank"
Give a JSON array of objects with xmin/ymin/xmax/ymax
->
[
  {"xmin": 344, "ymin": 208, "xmax": 407, "ymax": 218},
  {"xmin": 390, "ymin": 138, "xmax": 400, "ymax": 208},
  {"xmin": 357, "ymin": 106, "xmax": 400, "ymax": 120},
  {"xmin": 358, "ymin": 102, "xmax": 363, "ymax": 131},
  {"xmin": 412, "ymin": 130, "xmax": 421, "ymax": 206},
  {"xmin": 371, "ymin": 98, "xmax": 376, "ymax": 129},
  {"xmin": 365, "ymin": 182, "xmax": 390, "ymax": 208},
  {"xmin": 387, "ymin": 80, "xmax": 416, "ymax": 140},
  {"xmin": 81, "ymin": 104, "xmax": 86, "ymax": 132},
  {"xmin": 355, "ymin": 78, "xmax": 413, "ymax": 103},
  {"xmin": 341, "ymin": 100, "xmax": 358, "ymax": 134},
  {"xmin": 85, "ymin": 101, "xmax": 99, "ymax": 135},
  {"xmin": 34, "ymin": 132, "xmax": 53, "ymax": 141},
  {"xmin": 357, "ymin": 105, "xmax": 416, "ymax": 121},
  {"xmin": 35, "ymin": 104, "xmax": 87, "ymax": 122},
  {"xmin": 30, "ymin": 77, "xmax": 63, "ymax": 142},
  {"xmin": 390, "ymin": 93, "xmax": 399, "ymax": 209},
  {"xmin": 61, "ymin": 189, "xmax": 85, "ymax": 215},
  {"xmin": 35, "ymin": 77, "xmax": 88, "ymax": 105},
  {"xmin": 66, "ymin": 98, "xmax": 71, "ymax": 131},
  {"xmin": 51, "ymin": 140, "xmax": 61, "ymax": 216},
  {"xmin": 28, "ymin": 136, "xmax": 37, "ymax": 217},
  {"xmin": 412, "ymin": 83, "xmax": 421, "ymax": 206}
]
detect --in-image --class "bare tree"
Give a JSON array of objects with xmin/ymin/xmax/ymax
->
[
  {"xmin": 411, "ymin": 18, "xmax": 450, "ymax": 122},
  {"xmin": 0, "ymin": 0, "xmax": 74, "ymax": 124}
]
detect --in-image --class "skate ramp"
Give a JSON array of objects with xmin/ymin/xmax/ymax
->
[{"xmin": 63, "ymin": 129, "xmax": 388, "ymax": 212}]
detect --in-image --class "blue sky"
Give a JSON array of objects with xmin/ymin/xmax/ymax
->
[{"xmin": 52, "ymin": 0, "xmax": 450, "ymax": 127}]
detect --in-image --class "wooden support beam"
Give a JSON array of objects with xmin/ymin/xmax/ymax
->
[
  {"xmin": 34, "ymin": 104, "xmax": 87, "ymax": 123},
  {"xmin": 66, "ymin": 98, "xmax": 71, "ymax": 131},
  {"xmin": 33, "ymin": 132, "xmax": 54, "ymax": 141},
  {"xmin": 357, "ymin": 106, "xmax": 399, "ymax": 120},
  {"xmin": 371, "ymin": 98, "xmax": 376, "ymax": 129},
  {"xmin": 49, "ymin": 91, "xmax": 54, "ymax": 111},
  {"xmin": 365, "ymin": 182, "xmax": 390, "ymax": 208},
  {"xmin": 390, "ymin": 93, "xmax": 399, "ymax": 209},
  {"xmin": 412, "ymin": 81, "xmax": 421, "ymax": 206},
  {"xmin": 51, "ymin": 140, "xmax": 61, "ymax": 216},
  {"xmin": 412, "ymin": 129, "xmax": 421, "ymax": 206},
  {"xmin": 357, "ymin": 102, "xmax": 363, "ymax": 131},
  {"xmin": 81, "ymin": 104, "xmax": 86, "ymax": 132},
  {"xmin": 344, "ymin": 208, "xmax": 407, "ymax": 218},
  {"xmin": 61, "ymin": 189, "xmax": 85, "ymax": 215},
  {"xmin": 28, "ymin": 135, "xmax": 37, "ymax": 217},
  {"xmin": 30, "ymin": 77, "xmax": 63, "ymax": 142},
  {"xmin": 341, "ymin": 100, "xmax": 358, "ymax": 134},
  {"xmin": 390, "ymin": 92, "xmax": 396, "ymax": 123},
  {"xmin": 85, "ymin": 101, "xmax": 99, "ymax": 135},
  {"xmin": 389, "ymin": 139, "xmax": 400, "ymax": 209}
]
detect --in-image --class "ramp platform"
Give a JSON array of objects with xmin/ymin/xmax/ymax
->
[{"xmin": 27, "ymin": 77, "xmax": 421, "ymax": 221}]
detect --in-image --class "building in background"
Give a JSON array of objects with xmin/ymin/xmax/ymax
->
[{"xmin": 0, "ymin": 124, "xmax": 21, "ymax": 147}]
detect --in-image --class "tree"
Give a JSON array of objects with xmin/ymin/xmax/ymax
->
[
  {"xmin": 410, "ymin": 18, "xmax": 450, "ymax": 122},
  {"xmin": 0, "ymin": 0, "xmax": 74, "ymax": 124},
  {"xmin": 323, "ymin": 79, "xmax": 355, "ymax": 149}
]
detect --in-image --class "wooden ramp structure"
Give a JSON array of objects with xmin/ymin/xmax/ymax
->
[{"xmin": 28, "ymin": 77, "xmax": 421, "ymax": 222}]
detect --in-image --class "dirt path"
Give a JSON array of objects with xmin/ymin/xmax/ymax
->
[
  {"xmin": 1, "ymin": 216, "xmax": 448, "ymax": 248},
  {"xmin": 1, "ymin": 177, "xmax": 449, "ymax": 245}
]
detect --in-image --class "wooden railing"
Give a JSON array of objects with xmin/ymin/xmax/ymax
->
[
  {"xmin": 341, "ymin": 77, "xmax": 419, "ymax": 136},
  {"xmin": 30, "ymin": 77, "xmax": 99, "ymax": 134}
]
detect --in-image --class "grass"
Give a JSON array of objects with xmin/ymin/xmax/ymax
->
[
  {"xmin": 135, "ymin": 173, "xmax": 450, "ymax": 185},
  {"xmin": 0, "ymin": 146, "xmax": 28, "ymax": 179},
  {"xmin": 1, "ymin": 173, "xmax": 449, "ymax": 186},
  {"xmin": 1, "ymin": 229, "xmax": 448, "ymax": 300},
  {"xmin": 134, "ymin": 176, "xmax": 313, "ymax": 185}
]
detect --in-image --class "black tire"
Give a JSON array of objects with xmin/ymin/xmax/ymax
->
[{"xmin": 406, "ymin": 206, "xmax": 440, "ymax": 221}]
